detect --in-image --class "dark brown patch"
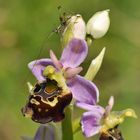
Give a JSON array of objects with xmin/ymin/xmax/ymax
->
[
  {"xmin": 21, "ymin": 78, "xmax": 72, "ymax": 123},
  {"xmin": 100, "ymin": 126, "xmax": 124, "ymax": 140},
  {"xmin": 48, "ymin": 97, "xmax": 54, "ymax": 102}
]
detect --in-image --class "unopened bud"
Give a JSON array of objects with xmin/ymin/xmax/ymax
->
[
  {"xmin": 61, "ymin": 14, "xmax": 86, "ymax": 47},
  {"xmin": 85, "ymin": 47, "xmax": 106, "ymax": 81},
  {"xmin": 86, "ymin": 10, "xmax": 110, "ymax": 39}
]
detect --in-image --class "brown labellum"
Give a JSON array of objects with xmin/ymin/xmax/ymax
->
[
  {"xmin": 21, "ymin": 78, "xmax": 72, "ymax": 123},
  {"xmin": 100, "ymin": 126, "xmax": 124, "ymax": 140}
]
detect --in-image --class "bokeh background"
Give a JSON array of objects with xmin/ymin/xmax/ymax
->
[{"xmin": 0, "ymin": 0, "xmax": 140, "ymax": 140}]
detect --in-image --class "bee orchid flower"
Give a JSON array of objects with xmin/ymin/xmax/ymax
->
[
  {"xmin": 28, "ymin": 38, "xmax": 99, "ymax": 105},
  {"xmin": 77, "ymin": 96, "xmax": 137, "ymax": 138},
  {"xmin": 22, "ymin": 38, "xmax": 99, "ymax": 123}
]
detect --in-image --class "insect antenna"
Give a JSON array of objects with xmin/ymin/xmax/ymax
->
[{"xmin": 53, "ymin": 6, "xmax": 75, "ymax": 34}]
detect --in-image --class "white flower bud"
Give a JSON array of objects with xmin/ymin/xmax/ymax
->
[
  {"xmin": 86, "ymin": 9, "xmax": 110, "ymax": 39},
  {"xmin": 61, "ymin": 14, "xmax": 86, "ymax": 47}
]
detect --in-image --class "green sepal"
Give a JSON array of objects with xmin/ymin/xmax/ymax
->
[{"xmin": 101, "ymin": 108, "xmax": 137, "ymax": 133}]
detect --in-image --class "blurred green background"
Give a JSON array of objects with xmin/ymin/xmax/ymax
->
[{"xmin": 0, "ymin": 0, "xmax": 140, "ymax": 140}]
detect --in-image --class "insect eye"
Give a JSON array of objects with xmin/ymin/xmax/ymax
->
[{"xmin": 34, "ymin": 84, "xmax": 42, "ymax": 93}]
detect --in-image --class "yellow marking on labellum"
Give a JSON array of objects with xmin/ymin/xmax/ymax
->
[
  {"xmin": 32, "ymin": 94, "xmax": 58, "ymax": 107},
  {"xmin": 45, "ymin": 109, "xmax": 48, "ymax": 112},
  {"xmin": 47, "ymin": 97, "xmax": 58, "ymax": 107},
  {"xmin": 38, "ymin": 108, "xmax": 41, "ymax": 112},
  {"xmin": 24, "ymin": 108, "xmax": 33, "ymax": 118},
  {"xmin": 30, "ymin": 98, "xmax": 40, "ymax": 105}
]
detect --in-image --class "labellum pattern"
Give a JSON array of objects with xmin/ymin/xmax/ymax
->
[
  {"xmin": 22, "ymin": 78, "xmax": 72, "ymax": 123},
  {"xmin": 100, "ymin": 126, "xmax": 124, "ymax": 140}
]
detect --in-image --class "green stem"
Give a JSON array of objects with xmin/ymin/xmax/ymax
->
[
  {"xmin": 62, "ymin": 106, "xmax": 73, "ymax": 140},
  {"xmin": 73, "ymin": 117, "xmax": 81, "ymax": 134}
]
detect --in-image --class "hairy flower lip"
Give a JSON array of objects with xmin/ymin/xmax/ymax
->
[{"xmin": 22, "ymin": 88, "xmax": 73, "ymax": 124}]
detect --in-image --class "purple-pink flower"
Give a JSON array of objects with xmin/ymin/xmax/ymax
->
[
  {"xmin": 77, "ymin": 102, "xmax": 105, "ymax": 137},
  {"xmin": 28, "ymin": 38, "xmax": 99, "ymax": 105},
  {"xmin": 78, "ymin": 95, "xmax": 136, "ymax": 138},
  {"xmin": 76, "ymin": 97, "xmax": 114, "ymax": 137}
]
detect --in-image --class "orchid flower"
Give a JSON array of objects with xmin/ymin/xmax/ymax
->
[
  {"xmin": 22, "ymin": 38, "xmax": 99, "ymax": 123},
  {"xmin": 61, "ymin": 14, "xmax": 86, "ymax": 47},
  {"xmin": 28, "ymin": 38, "xmax": 99, "ymax": 105},
  {"xmin": 78, "ymin": 96, "xmax": 137, "ymax": 138}
]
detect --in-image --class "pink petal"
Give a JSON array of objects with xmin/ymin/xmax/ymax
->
[
  {"xmin": 50, "ymin": 50, "xmax": 63, "ymax": 70},
  {"xmin": 105, "ymin": 96, "xmax": 114, "ymax": 117},
  {"xmin": 60, "ymin": 38, "xmax": 88, "ymax": 68},
  {"xmin": 64, "ymin": 67, "xmax": 83, "ymax": 78},
  {"xmin": 28, "ymin": 59, "xmax": 54, "ymax": 81},
  {"xmin": 76, "ymin": 102, "xmax": 105, "ymax": 113},
  {"xmin": 81, "ymin": 110, "xmax": 103, "ymax": 137},
  {"xmin": 67, "ymin": 75, "xmax": 99, "ymax": 105}
]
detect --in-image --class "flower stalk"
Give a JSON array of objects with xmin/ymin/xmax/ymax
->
[
  {"xmin": 73, "ymin": 118, "xmax": 81, "ymax": 134},
  {"xmin": 62, "ymin": 106, "xmax": 73, "ymax": 140}
]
